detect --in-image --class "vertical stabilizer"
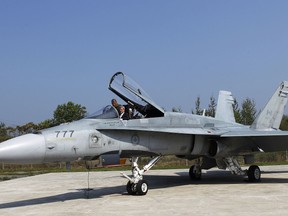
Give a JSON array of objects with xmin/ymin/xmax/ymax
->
[
  {"xmin": 251, "ymin": 81, "xmax": 288, "ymax": 130},
  {"xmin": 215, "ymin": 91, "xmax": 235, "ymax": 123}
]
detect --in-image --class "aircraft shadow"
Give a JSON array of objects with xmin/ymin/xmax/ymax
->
[
  {"xmin": 1, "ymin": 170, "xmax": 288, "ymax": 209},
  {"xmin": 0, "ymin": 185, "xmax": 125, "ymax": 209},
  {"xmin": 148, "ymin": 170, "xmax": 288, "ymax": 188}
]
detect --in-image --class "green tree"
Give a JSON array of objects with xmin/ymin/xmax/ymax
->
[
  {"xmin": 239, "ymin": 98, "xmax": 257, "ymax": 125},
  {"xmin": 0, "ymin": 123, "xmax": 6, "ymax": 137},
  {"xmin": 16, "ymin": 122, "xmax": 38, "ymax": 135},
  {"xmin": 206, "ymin": 96, "xmax": 216, "ymax": 117},
  {"xmin": 192, "ymin": 96, "xmax": 203, "ymax": 115},
  {"xmin": 172, "ymin": 107, "xmax": 182, "ymax": 112},
  {"xmin": 53, "ymin": 101, "xmax": 87, "ymax": 125},
  {"xmin": 37, "ymin": 119, "xmax": 55, "ymax": 130},
  {"xmin": 0, "ymin": 122, "xmax": 11, "ymax": 142},
  {"xmin": 233, "ymin": 98, "xmax": 241, "ymax": 123}
]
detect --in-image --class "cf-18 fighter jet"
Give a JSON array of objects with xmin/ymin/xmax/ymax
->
[{"xmin": 0, "ymin": 72, "xmax": 288, "ymax": 195}]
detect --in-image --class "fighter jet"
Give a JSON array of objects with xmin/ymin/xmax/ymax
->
[{"xmin": 0, "ymin": 72, "xmax": 288, "ymax": 196}]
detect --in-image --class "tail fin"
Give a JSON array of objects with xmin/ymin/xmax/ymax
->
[
  {"xmin": 251, "ymin": 81, "xmax": 288, "ymax": 130},
  {"xmin": 215, "ymin": 91, "xmax": 236, "ymax": 123}
]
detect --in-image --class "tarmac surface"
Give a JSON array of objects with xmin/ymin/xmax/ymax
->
[{"xmin": 1, "ymin": 165, "xmax": 288, "ymax": 216}]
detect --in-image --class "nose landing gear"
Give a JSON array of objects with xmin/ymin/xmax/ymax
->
[{"xmin": 121, "ymin": 156, "xmax": 161, "ymax": 195}]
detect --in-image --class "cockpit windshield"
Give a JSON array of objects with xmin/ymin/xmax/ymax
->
[
  {"xmin": 109, "ymin": 72, "xmax": 164, "ymax": 118},
  {"xmin": 86, "ymin": 105, "xmax": 119, "ymax": 119}
]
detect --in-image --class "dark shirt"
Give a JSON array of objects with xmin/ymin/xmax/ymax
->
[{"xmin": 120, "ymin": 112, "xmax": 130, "ymax": 120}]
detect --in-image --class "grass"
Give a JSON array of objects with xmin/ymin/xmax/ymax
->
[{"xmin": 1, "ymin": 156, "xmax": 288, "ymax": 181}]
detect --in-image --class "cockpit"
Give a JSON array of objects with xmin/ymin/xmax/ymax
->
[{"xmin": 87, "ymin": 72, "xmax": 165, "ymax": 120}]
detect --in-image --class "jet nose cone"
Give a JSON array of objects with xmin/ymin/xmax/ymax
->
[{"xmin": 0, "ymin": 134, "xmax": 46, "ymax": 164}]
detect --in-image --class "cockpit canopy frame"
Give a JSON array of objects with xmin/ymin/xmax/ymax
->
[{"xmin": 109, "ymin": 72, "xmax": 164, "ymax": 118}]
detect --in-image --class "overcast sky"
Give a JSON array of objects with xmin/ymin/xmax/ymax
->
[{"xmin": 1, "ymin": 1, "xmax": 288, "ymax": 126}]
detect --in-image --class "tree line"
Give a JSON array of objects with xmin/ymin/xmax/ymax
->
[
  {"xmin": 173, "ymin": 95, "xmax": 288, "ymax": 129},
  {"xmin": 0, "ymin": 101, "xmax": 87, "ymax": 142}
]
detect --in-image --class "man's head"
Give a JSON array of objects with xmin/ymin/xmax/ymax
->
[
  {"xmin": 111, "ymin": 99, "xmax": 118, "ymax": 107},
  {"xmin": 119, "ymin": 105, "xmax": 125, "ymax": 114}
]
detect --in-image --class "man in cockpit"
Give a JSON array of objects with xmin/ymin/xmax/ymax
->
[
  {"xmin": 111, "ymin": 99, "xmax": 121, "ymax": 114},
  {"xmin": 119, "ymin": 105, "xmax": 129, "ymax": 120}
]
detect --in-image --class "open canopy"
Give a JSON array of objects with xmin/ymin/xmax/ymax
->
[{"xmin": 109, "ymin": 72, "xmax": 164, "ymax": 118}]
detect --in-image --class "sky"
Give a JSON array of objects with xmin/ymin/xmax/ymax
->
[{"xmin": 1, "ymin": 1, "xmax": 288, "ymax": 126}]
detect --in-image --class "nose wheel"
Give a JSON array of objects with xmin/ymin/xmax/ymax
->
[{"xmin": 126, "ymin": 180, "xmax": 149, "ymax": 195}]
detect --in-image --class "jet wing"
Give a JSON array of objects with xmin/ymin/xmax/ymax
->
[
  {"xmin": 219, "ymin": 130, "xmax": 288, "ymax": 152},
  {"xmin": 109, "ymin": 72, "xmax": 165, "ymax": 118}
]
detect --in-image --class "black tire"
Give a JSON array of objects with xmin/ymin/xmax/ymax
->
[
  {"xmin": 126, "ymin": 181, "xmax": 137, "ymax": 195},
  {"xmin": 189, "ymin": 165, "xmax": 202, "ymax": 180},
  {"xmin": 136, "ymin": 180, "xmax": 149, "ymax": 195},
  {"xmin": 248, "ymin": 165, "xmax": 261, "ymax": 182}
]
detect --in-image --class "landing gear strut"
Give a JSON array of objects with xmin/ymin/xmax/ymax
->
[
  {"xmin": 188, "ymin": 157, "xmax": 262, "ymax": 182},
  {"xmin": 224, "ymin": 157, "xmax": 261, "ymax": 182},
  {"xmin": 121, "ymin": 156, "xmax": 161, "ymax": 195}
]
